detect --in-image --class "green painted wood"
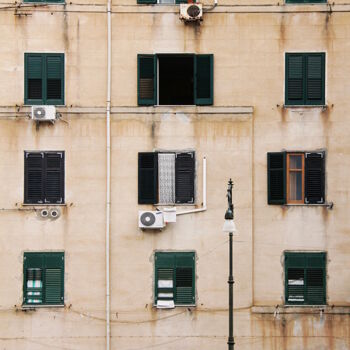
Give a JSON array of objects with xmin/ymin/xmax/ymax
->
[
  {"xmin": 267, "ymin": 152, "xmax": 286, "ymax": 205},
  {"xmin": 137, "ymin": 0, "xmax": 156, "ymax": 4},
  {"xmin": 25, "ymin": 53, "xmax": 64, "ymax": 105},
  {"xmin": 175, "ymin": 153, "xmax": 195, "ymax": 204},
  {"xmin": 138, "ymin": 55, "xmax": 156, "ymax": 105},
  {"xmin": 24, "ymin": 152, "xmax": 45, "ymax": 204},
  {"xmin": 138, "ymin": 152, "xmax": 158, "ymax": 204},
  {"xmin": 285, "ymin": 252, "xmax": 326, "ymax": 305},
  {"xmin": 195, "ymin": 54, "xmax": 213, "ymax": 105},
  {"xmin": 305, "ymin": 152, "xmax": 325, "ymax": 204},
  {"xmin": 45, "ymin": 152, "xmax": 65, "ymax": 204}
]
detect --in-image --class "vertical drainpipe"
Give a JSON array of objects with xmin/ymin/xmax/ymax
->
[{"xmin": 106, "ymin": 0, "xmax": 111, "ymax": 348}]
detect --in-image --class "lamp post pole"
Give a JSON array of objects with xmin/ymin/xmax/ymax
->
[{"xmin": 225, "ymin": 179, "xmax": 235, "ymax": 350}]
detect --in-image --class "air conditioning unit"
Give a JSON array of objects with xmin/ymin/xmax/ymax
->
[
  {"xmin": 31, "ymin": 106, "xmax": 56, "ymax": 121},
  {"xmin": 180, "ymin": 3, "xmax": 203, "ymax": 22},
  {"xmin": 139, "ymin": 211, "xmax": 164, "ymax": 229}
]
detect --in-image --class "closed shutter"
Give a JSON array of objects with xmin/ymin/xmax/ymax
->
[
  {"xmin": 137, "ymin": 0, "xmax": 156, "ymax": 4},
  {"xmin": 175, "ymin": 0, "xmax": 188, "ymax": 3},
  {"xmin": 138, "ymin": 152, "xmax": 158, "ymax": 204},
  {"xmin": 155, "ymin": 252, "xmax": 175, "ymax": 305},
  {"xmin": 305, "ymin": 152, "xmax": 325, "ymax": 204},
  {"xmin": 44, "ymin": 253, "xmax": 64, "ymax": 305},
  {"xmin": 25, "ymin": 54, "xmax": 43, "ymax": 104},
  {"xmin": 46, "ymin": 54, "xmax": 64, "ymax": 104},
  {"xmin": 24, "ymin": 152, "xmax": 44, "ymax": 204},
  {"xmin": 175, "ymin": 153, "xmax": 195, "ymax": 204},
  {"xmin": 23, "ymin": 253, "xmax": 45, "ymax": 305},
  {"xmin": 306, "ymin": 54, "xmax": 325, "ymax": 105},
  {"xmin": 175, "ymin": 253, "xmax": 195, "ymax": 305},
  {"xmin": 195, "ymin": 54, "xmax": 213, "ymax": 105},
  {"xmin": 267, "ymin": 152, "xmax": 286, "ymax": 204},
  {"xmin": 138, "ymin": 55, "xmax": 156, "ymax": 105},
  {"xmin": 45, "ymin": 152, "xmax": 64, "ymax": 204},
  {"xmin": 285, "ymin": 252, "xmax": 326, "ymax": 305},
  {"xmin": 285, "ymin": 54, "xmax": 304, "ymax": 105}
]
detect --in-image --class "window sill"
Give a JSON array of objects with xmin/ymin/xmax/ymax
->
[
  {"xmin": 283, "ymin": 202, "xmax": 333, "ymax": 208},
  {"xmin": 20, "ymin": 203, "xmax": 67, "ymax": 207},
  {"xmin": 283, "ymin": 104, "xmax": 327, "ymax": 110},
  {"xmin": 22, "ymin": 304, "xmax": 65, "ymax": 310},
  {"xmin": 252, "ymin": 305, "xmax": 350, "ymax": 314}
]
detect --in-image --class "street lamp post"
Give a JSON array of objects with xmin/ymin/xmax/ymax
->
[{"xmin": 223, "ymin": 179, "xmax": 236, "ymax": 350}]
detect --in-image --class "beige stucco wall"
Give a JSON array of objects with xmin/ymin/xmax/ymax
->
[{"xmin": 0, "ymin": 0, "xmax": 350, "ymax": 349}]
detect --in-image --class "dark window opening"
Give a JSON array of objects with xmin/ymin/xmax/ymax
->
[
  {"xmin": 28, "ymin": 79, "xmax": 42, "ymax": 100},
  {"xmin": 47, "ymin": 79, "xmax": 61, "ymax": 100},
  {"xmin": 159, "ymin": 56, "xmax": 194, "ymax": 105}
]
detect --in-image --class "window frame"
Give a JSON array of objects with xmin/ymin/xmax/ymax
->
[
  {"xmin": 24, "ymin": 151, "xmax": 65, "ymax": 205},
  {"xmin": 138, "ymin": 151, "xmax": 195, "ymax": 205},
  {"xmin": 267, "ymin": 151, "xmax": 325, "ymax": 205},
  {"xmin": 285, "ymin": 52, "xmax": 325, "ymax": 106},
  {"xmin": 24, "ymin": 53, "xmax": 65, "ymax": 105},
  {"xmin": 137, "ymin": 53, "xmax": 213, "ymax": 106},
  {"xmin": 286, "ymin": 153, "xmax": 305, "ymax": 204},
  {"xmin": 23, "ymin": 252, "xmax": 65, "ymax": 307},
  {"xmin": 284, "ymin": 252, "xmax": 326, "ymax": 306},
  {"xmin": 154, "ymin": 251, "xmax": 196, "ymax": 307}
]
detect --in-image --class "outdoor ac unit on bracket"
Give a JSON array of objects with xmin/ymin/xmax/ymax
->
[
  {"xmin": 31, "ymin": 106, "xmax": 57, "ymax": 122},
  {"xmin": 180, "ymin": 3, "xmax": 203, "ymax": 22},
  {"xmin": 139, "ymin": 211, "xmax": 165, "ymax": 229}
]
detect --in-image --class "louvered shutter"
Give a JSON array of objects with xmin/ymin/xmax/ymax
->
[
  {"xmin": 44, "ymin": 253, "xmax": 64, "ymax": 305},
  {"xmin": 46, "ymin": 54, "xmax": 64, "ymax": 104},
  {"xmin": 195, "ymin": 54, "xmax": 213, "ymax": 105},
  {"xmin": 306, "ymin": 54, "xmax": 325, "ymax": 105},
  {"xmin": 306, "ymin": 254, "xmax": 326, "ymax": 305},
  {"xmin": 23, "ymin": 253, "xmax": 45, "ymax": 305},
  {"xmin": 44, "ymin": 152, "xmax": 64, "ymax": 204},
  {"xmin": 175, "ymin": 253, "xmax": 195, "ymax": 305},
  {"xmin": 138, "ymin": 55, "xmax": 156, "ymax": 105},
  {"xmin": 267, "ymin": 152, "xmax": 286, "ymax": 204},
  {"xmin": 24, "ymin": 152, "xmax": 44, "ymax": 204},
  {"xmin": 285, "ymin": 54, "xmax": 304, "ymax": 105},
  {"xmin": 155, "ymin": 252, "xmax": 175, "ymax": 305},
  {"xmin": 285, "ymin": 252, "xmax": 326, "ymax": 305},
  {"xmin": 175, "ymin": 153, "xmax": 195, "ymax": 204},
  {"xmin": 137, "ymin": 0, "xmax": 156, "ymax": 4},
  {"xmin": 305, "ymin": 152, "xmax": 325, "ymax": 204},
  {"xmin": 25, "ymin": 54, "xmax": 43, "ymax": 104},
  {"xmin": 138, "ymin": 152, "xmax": 158, "ymax": 204}
]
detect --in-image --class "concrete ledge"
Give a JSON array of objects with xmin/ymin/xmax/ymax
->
[{"xmin": 252, "ymin": 305, "xmax": 350, "ymax": 314}]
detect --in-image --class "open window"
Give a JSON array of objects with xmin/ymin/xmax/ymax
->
[
  {"xmin": 267, "ymin": 151, "xmax": 325, "ymax": 205},
  {"xmin": 138, "ymin": 54, "xmax": 213, "ymax": 106}
]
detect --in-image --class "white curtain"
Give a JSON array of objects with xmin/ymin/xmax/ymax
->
[{"xmin": 158, "ymin": 153, "xmax": 175, "ymax": 204}]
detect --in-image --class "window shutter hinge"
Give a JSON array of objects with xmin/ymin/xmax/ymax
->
[
  {"xmin": 40, "ymin": 152, "xmax": 44, "ymax": 158},
  {"xmin": 305, "ymin": 198, "xmax": 309, "ymax": 204}
]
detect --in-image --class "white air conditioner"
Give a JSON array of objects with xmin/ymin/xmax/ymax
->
[
  {"xmin": 139, "ymin": 211, "xmax": 164, "ymax": 229},
  {"xmin": 31, "ymin": 106, "xmax": 56, "ymax": 121},
  {"xmin": 180, "ymin": 3, "xmax": 203, "ymax": 22}
]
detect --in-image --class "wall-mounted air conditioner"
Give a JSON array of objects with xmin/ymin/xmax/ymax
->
[
  {"xmin": 180, "ymin": 3, "xmax": 203, "ymax": 22},
  {"xmin": 139, "ymin": 211, "xmax": 164, "ymax": 229},
  {"xmin": 31, "ymin": 106, "xmax": 56, "ymax": 121}
]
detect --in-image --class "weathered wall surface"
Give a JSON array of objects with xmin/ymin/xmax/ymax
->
[{"xmin": 0, "ymin": 0, "xmax": 349, "ymax": 349}]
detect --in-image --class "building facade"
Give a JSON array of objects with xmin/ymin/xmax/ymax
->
[{"xmin": 0, "ymin": 0, "xmax": 350, "ymax": 348}]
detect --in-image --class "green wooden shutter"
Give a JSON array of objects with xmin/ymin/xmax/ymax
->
[
  {"xmin": 175, "ymin": 152, "xmax": 195, "ymax": 204},
  {"xmin": 285, "ymin": 54, "xmax": 304, "ymax": 105},
  {"xmin": 44, "ymin": 253, "xmax": 64, "ymax": 305},
  {"xmin": 23, "ymin": 253, "xmax": 45, "ymax": 305},
  {"xmin": 176, "ymin": 0, "xmax": 188, "ymax": 3},
  {"xmin": 195, "ymin": 54, "xmax": 213, "ymax": 105},
  {"xmin": 46, "ymin": 54, "xmax": 64, "ymax": 105},
  {"xmin": 138, "ymin": 55, "xmax": 156, "ymax": 105},
  {"xmin": 285, "ymin": 252, "xmax": 326, "ymax": 305},
  {"xmin": 175, "ymin": 252, "xmax": 195, "ymax": 305},
  {"xmin": 267, "ymin": 152, "xmax": 286, "ymax": 205},
  {"xmin": 305, "ymin": 54, "xmax": 325, "ymax": 105},
  {"xmin": 305, "ymin": 254, "xmax": 326, "ymax": 305},
  {"xmin": 25, "ymin": 54, "xmax": 44, "ymax": 105},
  {"xmin": 305, "ymin": 152, "xmax": 325, "ymax": 204},
  {"xmin": 44, "ymin": 152, "xmax": 64, "ymax": 204},
  {"xmin": 137, "ymin": 0, "xmax": 156, "ymax": 4},
  {"xmin": 24, "ymin": 152, "xmax": 45, "ymax": 204},
  {"xmin": 155, "ymin": 252, "xmax": 175, "ymax": 305},
  {"xmin": 138, "ymin": 152, "xmax": 158, "ymax": 204}
]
